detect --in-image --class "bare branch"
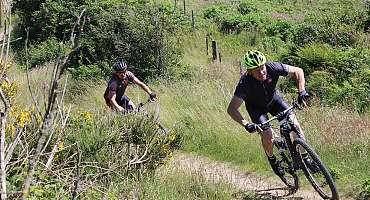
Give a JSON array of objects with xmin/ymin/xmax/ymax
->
[{"xmin": 21, "ymin": 8, "xmax": 86, "ymax": 198}]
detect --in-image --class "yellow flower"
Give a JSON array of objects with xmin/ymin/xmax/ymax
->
[
  {"xmin": 17, "ymin": 111, "xmax": 31, "ymax": 128},
  {"xmin": 0, "ymin": 59, "xmax": 12, "ymax": 71},
  {"xmin": 6, "ymin": 124, "xmax": 16, "ymax": 137},
  {"xmin": 168, "ymin": 133, "xmax": 176, "ymax": 142},
  {"xmin": 9, "ymin": 106, "xmax": 19, "ymax": 118},
  {"xmin": 80, "ymin": 111, "xmax": 93, "ymax": 124},
  {"xmin": 0, "ymin": 81, "xmax": 19, "ymax": 100},
  {"xmin": 58, "ymin": 142, "xmax": 64, "ymax": 150}
]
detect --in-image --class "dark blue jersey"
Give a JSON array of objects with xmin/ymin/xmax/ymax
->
[{"xmin": 234, "ymin": 61, "xmax": 289, "ymax": 108}]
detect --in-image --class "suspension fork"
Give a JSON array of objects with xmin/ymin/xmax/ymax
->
[{"xmin": 280, "ymin": 122, "xmax": 302, "ymax": 171}]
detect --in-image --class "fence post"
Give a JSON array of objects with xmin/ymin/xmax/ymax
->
[
  {"xmin": 212, "ymin": 40, "xmax": 218, "ymax": 61},
  {"xmin": 174, "ymin": 0, "xmax": 177, "ymax": 7},
  {"xmin": 218, "ymin": 52, "xmax": 222, "ymax": 63},
  {"xmin": 191, "ymin": 10, "xmax": 195, "ymax": 29},
  {"xmin": 240, "ymin": 61, "xmax": 244, "ymax": 76},
  {"xmin": 205, "ymin": 34, "xmax": 209, "ymax": 55},
  {"xmin": 183, "ymin": 0, "xmax": 186, "ymax": 15}
]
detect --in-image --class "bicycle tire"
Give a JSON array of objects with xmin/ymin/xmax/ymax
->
[
  {"xmin": 272, "ymin": 138, "xmax": 299, "ymax": 192},
  {"xmin": 294, "ymin": 138, "xmax": 339, "ymax": 200}
]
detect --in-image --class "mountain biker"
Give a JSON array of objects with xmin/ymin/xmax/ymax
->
[
  {"xmin": 227, "ymin": 50, "xmax": 310, "ymax": 176},
  {"xmin": 104, "ymin": 59, "xmax": 156, "ymax": 112}
]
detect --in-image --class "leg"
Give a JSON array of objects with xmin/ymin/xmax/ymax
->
[
  {"xmin": 245, "ymin": 105, "xmax": 276, "ymax": 157},
  {"xmin": 288, "ymin": 113, "xmax": 306, "ymax": 140},
  {"xmin": 119, "ymin": 95, "xmax": 136, "ymax": 111}
]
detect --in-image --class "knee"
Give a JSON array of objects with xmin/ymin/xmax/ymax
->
[{"xmin": 260, "ymin": 129, "xmax": 273, "ymax": 142}]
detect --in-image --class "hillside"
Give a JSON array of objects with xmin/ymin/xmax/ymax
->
[{"xmin": 1, "ymin": 0, "xmax": 369, "ymax": 199}]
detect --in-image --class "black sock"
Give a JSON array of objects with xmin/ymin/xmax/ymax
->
[{"xmin": 267, "ymin": 155, "xmax": 277, "ymax": 164}]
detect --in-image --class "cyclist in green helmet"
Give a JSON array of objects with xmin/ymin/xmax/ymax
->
[{"xmin": 227, "ymin": 50, "xmax": 311, "ymax": 176}]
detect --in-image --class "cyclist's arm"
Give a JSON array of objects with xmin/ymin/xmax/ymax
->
[
  {"xmin": 132, "ymin": 77, "xmax": 153, "ymax": 95},
  {"xmin": 285, "ymin": 65, "xmax": 306, "ymax": 92},
  {"xmin": 227, "ymin": 96, "xmax": 248, "ymax": 126},
  {"xmin": 108, "ymin": 91, "xmax": 124, "ymax": 112}
]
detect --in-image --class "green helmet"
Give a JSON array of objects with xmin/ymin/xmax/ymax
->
[{"xmin": 244, "ymin": 50, "xmax": 266, "ymax": 70}]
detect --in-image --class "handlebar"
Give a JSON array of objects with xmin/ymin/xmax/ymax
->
[{"xmin": 255, "ymin": 100, "xmax": 303, "ymax": 130}]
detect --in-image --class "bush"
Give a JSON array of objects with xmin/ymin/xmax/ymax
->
[
  {"xmin": 292, "ymin": 10, "xmax": 364, "ymax": 47},
  {"xmin": 24, "ymin": 38, "xmax": 65, "ymax": 68},
  {"xmin": 238, "ymin": 1, "xmax": 257, "ymax": 15},
  {"xmin": 13, "ymin": 1, "xmax": 185, "ymax": 80},
  {"xmin": 202, "ymin": 4, "xmax": 231, "ymax": 23},
  {"xmin": 220, "ymin": 13, "xmax": 271, "ymax": 34},
  {"xmin": 359, "ymin": 179, "xmax": 370, "ymax": 200},
  {"xmin": 285, "ymin": 43, "xmax": 370, "ymax": 112}
]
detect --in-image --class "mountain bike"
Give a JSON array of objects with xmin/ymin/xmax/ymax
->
[{"xmin": 254, "ymin": 100, "xmax": 339, "ymax": 199}]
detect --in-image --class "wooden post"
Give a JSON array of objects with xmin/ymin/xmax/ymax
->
[
  {"xmin": 183, "ymin": 0, "xmax": 186, "ymax": 15},
  {"xmin": 191, "ymin": 10, "xmax": 195, "ymax": 29},
  {"xmin": 205, "ymin": 35, "xmax": 209, "ymax": 55},
  {"xmin": 0, "ymin": 1, "xmax": 3, "ymax": 29},
  {"xmin": 218, "ymin": 52, "xmax": 222, "ymax": 63},
  {"xmin": 212, "ymin": 40, "xmax": 217, "ymax": 61},
  {"xmin": 240, "ymin": 61, "xmax": 245, "ymax": 76}
]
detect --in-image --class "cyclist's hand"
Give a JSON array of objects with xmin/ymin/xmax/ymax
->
[
  {"xmin": 244, "ymin": 123, "xmax": 257, "ymax": 133},
  {"xmin": 298, "ymin": 90, "xmax": 310, "ymax": 106},
  {"xmin": 117, "ymin": 106, "xmax": 125, "ymax": 112},
  {"xmin": 149, "ymin": 92, "xmax": 157, "ymax": 101}
]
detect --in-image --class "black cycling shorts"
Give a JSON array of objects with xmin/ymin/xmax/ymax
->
[
  {"xmin": 117, "ymin": 95, "xmax": 134, "ymax": 111},
  {"xmin": 246, "ymin": 95, "xmax": 290, "ymax": 126}
]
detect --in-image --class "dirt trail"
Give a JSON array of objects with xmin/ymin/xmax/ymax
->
[{"xmin": 169, "ymin": 153, "xmax": 352, "ymax": 200}]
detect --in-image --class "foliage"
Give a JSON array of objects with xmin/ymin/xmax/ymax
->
[
  {"xmin": 359, "ymin": 179, "xmax": 370, "ymax": 200},
  {"xmin": 238, "ymin": 1, "xmax": 258, "ymax": 15},
  {"xmin": 23, "ymin": 37, "xmax": 66, "ymax": 68},
  {"xmin": 202, "ymin": 4, "xmax": 231, "ymax": 23},
  {"xmin": 66, "ymin": 110, "xmax": 180, "ymax": 177},
  {"xmin": 13, "ymin": 0, "xmax": 186, "ymax": 80},
  {"xmin": 285, "ymin": 43, "xmax": 370, "ymax": 112}
]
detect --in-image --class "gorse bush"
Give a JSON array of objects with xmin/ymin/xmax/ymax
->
[{"xmin": 6, "ymin": 105, "xmax": 179, "ymax": 198}]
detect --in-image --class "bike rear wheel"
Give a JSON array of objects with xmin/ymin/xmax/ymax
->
[
  {"xmin": 272, "ymin": 138, "xmax": 299, "ymax": 192},
  {"xmin": 294, "ymin": 138, "xmax": 339, "ymax": 200}
]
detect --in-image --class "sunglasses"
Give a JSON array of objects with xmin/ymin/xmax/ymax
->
[{"xmin": 116, "ymin": 70, "xmax": 126, "ymax": 75}]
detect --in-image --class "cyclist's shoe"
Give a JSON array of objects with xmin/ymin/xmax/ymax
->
[
  {"xmin": 303, "ymin": 157, "xmax": 320, "ymax": 174},
  {"xmin": 270, "ymin": 160, "xmax": 285, "ymax": 177}
]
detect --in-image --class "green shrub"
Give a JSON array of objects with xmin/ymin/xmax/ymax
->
[
  {"xmin": 13, "ymin": 1, "xmax": 185, "ymax": 80},
  {"xmin": 238, "ymin": 1, "xmax": 257, "ymax": 15},
  {"xmin": 202, "ymin": 4, "xmax": 231, "ymax": 22},
  {"xmin": 220, "ymin": 13, "xmax": 271, "ymax": 34},
  {"xmin": 265, "ymin": 20, "xmax": 295, "ymax": 42},
  {"xmin": 25, "ymin": 38, "xmax": 64, "ymax": 68},
  {"xmin": 285, "ymin": 43, "xmax": 370, "ymax": 112},
  {"xmin": 359, "ymin": 179, "xmax": 370, "ymax": 200},
  {"xmin": 292, "ymin": 11, "xmax": 363, "ymax": 47}
]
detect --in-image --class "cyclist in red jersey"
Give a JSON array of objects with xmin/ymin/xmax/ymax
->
[{"xmin": 104, "ymin": 59, "xmax": 156, "ymax": 112}]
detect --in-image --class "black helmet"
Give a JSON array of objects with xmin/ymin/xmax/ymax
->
[{"xmin": 114, "ymin": 59, "xmax": 128, "ymax": 71}]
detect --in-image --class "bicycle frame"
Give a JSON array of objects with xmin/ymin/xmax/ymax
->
[{"xmin": 257, "ymin": 102, "xmax": 305, "ymax": 171}]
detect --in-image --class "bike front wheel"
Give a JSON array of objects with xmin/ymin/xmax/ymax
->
[
  {"xmin": 273, "ymin": 138, "xmax": 299, "ymax": 192},
  {"xmin": 294, "ymin": 138, "xmax": 339, "ymax": 200}
]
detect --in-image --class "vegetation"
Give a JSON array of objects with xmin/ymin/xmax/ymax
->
[{"xmin": 0, "ymin": 0, "xmax": 368, "ymax": 199}]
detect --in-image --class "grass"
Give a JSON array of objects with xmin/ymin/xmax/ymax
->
[
  {"xmin": 7, "ymin": 0, "xmax": 369, "ymax": 198},
  {"xmin": 138, "ymin": 166, "xmax": 248, "ymax": 200}
]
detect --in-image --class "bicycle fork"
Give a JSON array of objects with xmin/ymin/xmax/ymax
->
[{"xmin": 279, "ymin": 122, "xmax": 304, "ymax": 172}]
